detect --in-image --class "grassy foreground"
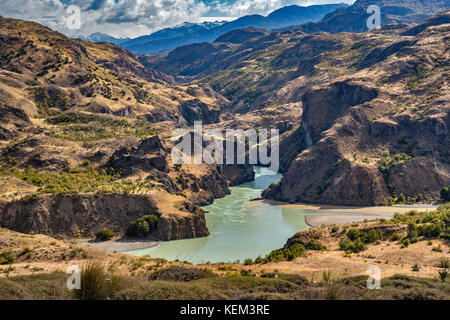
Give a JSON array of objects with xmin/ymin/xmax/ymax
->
[
  {"xmin": 0, "ymin": 205, "xmax": 448, "ymax": 300},
  {"xmin": 0, "ymin": 264, "xmax": 449, "ymax": 300}
]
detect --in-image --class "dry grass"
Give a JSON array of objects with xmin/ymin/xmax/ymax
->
[{"xmin": 1, "ymin": 269, "xmax": 448, "ymax": 300}]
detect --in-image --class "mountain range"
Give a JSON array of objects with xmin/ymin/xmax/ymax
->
[
  {"xmin": 77, "ymin": 32, "xmax": 130, "ymax": 45},
  {"xmin": 297, "ymin": 0, "xmax": 450, "ymax": 33},
  {"xmin": 77, "ymin": 1, "xmax": 450, "ymax": 55},
  {"xmin": 77, "ymin": 3, "xmax": 349, "ymax": 54},
  {"xmin": 1, "ymin": 5, "xmax": 449, "ymax": 219},
  {"xmin": 0, "ymin": 0, "xmax": 449, "ymax": 300},
  {"xmin": 145, "ymin": 6, "xmax": 450, "ymax": 205}
]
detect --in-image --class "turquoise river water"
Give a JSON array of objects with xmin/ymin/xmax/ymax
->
[{"xmin": 127, "ymin": 167, "xmax": 321, "ymax": 264}]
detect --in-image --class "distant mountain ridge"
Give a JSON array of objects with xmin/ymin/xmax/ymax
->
[
  {"xmin": 143, "ymin": 21, "xmax": 227, "ymax": 43},
  {"xmin": 77, "ymin": 32, "xmax": 130, "ymax": 45},
  {"xmin": 76, "ymin": 3, "xmax": 348, "ymax": 54},
  {"xmin": 76, "ymin": 21, "xmax": 226, "ymax": 46},
  {"xmin": 297, "ymin": 0, "xmax": 450, "ymax": 33}
]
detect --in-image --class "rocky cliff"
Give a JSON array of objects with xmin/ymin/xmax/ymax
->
[
  {"xmin": 0, "ymin": 193, "xmax": 209, "ymax": 240},
  {"xmin": 263, "ymin": 14, "xmax": 450, "ymax": 205}
]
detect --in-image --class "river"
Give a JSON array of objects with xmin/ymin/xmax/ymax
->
[{"xmin": 126, "ymin": 166, "xmax": 323, "ymax": 264}]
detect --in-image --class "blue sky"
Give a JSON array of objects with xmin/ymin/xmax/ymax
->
[{"xmin": 0, "ymin": 0, "xmax": 355, "ymax": 38}]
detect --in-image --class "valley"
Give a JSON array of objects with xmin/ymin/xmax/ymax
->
[{"xmin": 0, "ymin": 0, "xmax": 449, "ymax": 301}]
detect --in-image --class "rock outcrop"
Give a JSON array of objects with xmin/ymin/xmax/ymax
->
[
  {"xmin": 259, "ymin": 13, "xmax": 450, "ymax": 205},
  {"xmin": 180, "ymin": 99, "xmax": 221, "ymax": 125},
  {"xmin": 0, "ymin": 105, "xmax": 32, "ymax": 140},
  {"xmin": 108, "ymin": 135, "xmax": 169, "ymax": 176},
  {"xmin": 301, "ymin": 81, "xmax": 379, "ymax": 144},
  {"xmin": 0, "ymin": 193, "xmax": 209, "ymax": 240},
  {"xmin": 223, "ymin": 164, "xmax": 256, "ymax": 186}
]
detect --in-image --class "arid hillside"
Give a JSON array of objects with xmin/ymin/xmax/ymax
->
[
  {"xmin": 0, "ymin": 17, "xmax": 253, "ymax": 240},
  {"xmin": 0, "ymin": 11, "xmax": 449, "ymax": 239},
  {"xmin": 263, "ymin": 12, "xmax": 450, "ymax": 205},
  {"xmin": 0, "ymin": 11, "xmax": 449, "ymax": 300},
  {"xmin": 298, "ymin": 0, "xmax": 450, "ymax": 33},
  {"xmin": 148, "ymin": 11, "xmax": 450, "ymax": 206}
]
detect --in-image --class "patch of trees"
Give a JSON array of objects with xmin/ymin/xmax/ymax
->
[{"xmin": 126, "ymin": 214, "xmax": 159, "ymax": 238}]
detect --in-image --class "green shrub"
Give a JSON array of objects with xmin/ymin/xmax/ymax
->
[
  {"xmin": 0, "ymin": 166, "xmax": 155, "ymax": 195},
  {"xmin": 418, "ymin": 223, "xmax": 442, "ymax": 238},
  {"xmin": 432, "ymin": 245, "xmax": 442, "ymax": 252},
  {"xmin": 341, "ymin": 227, "xmax": 381, "ymax": 253},
  {"xmin": 126, "ymin": 214, "xmax": 159, "ymax": 238},
  {"xmin": 339, "ymin": 239, "xmax": 366, "ymax": 253},
  {"xmin": 304, "ymin": 239, "xmax": 326, "ymax": 251},
  {"xmin": 378, "ymin": 153, "xmax": 412, "ymax": 192},
  {"xmin": 254, "ymin": 256, "xmax": 264, "ymax": 264},
  {"xmin": 437, "ymin": 258, "xmax": 449, "ymax": 269},
  {"xmin": 149, "ymin": 266, "xmax": 217, "ymax": 282},
  {"xmin": 240, "ymin": 269, "xmax": 254, "ymax": 277},
  {"xmin": 440, "ymin": 186, "xmax": 450, "ymax": 202},
  {"xmin": 391, "ymin": 232, "xmax": 403, "ymax": 241},
  {"xmin": 154, "ymin": 258, "xmax": 167, "ymax": 267},
  {"xmin": 402, "ymin": 238, "xmax": 410, "ymax": 247},
  {"xmin": 0, "ymin": 251, "xmax": 15, "ymax": 265},
  {"xmin": 407, "ymin": 223, "xmax": 418, "ymax": 243},
  {"xmin": 354, "ymin": 239, "xmax": 366, "ymax": 252},
  {"xmin": 438, "ymin": 270, "xmax": 448, "ymax": 282},
  {"xmin": 95, "ymin": 228, "xmax": 115, "ymax": 241},
  {"xmin": 340, "ymin": 240, "xmax": 356, "ymax": 252},
  {"xmin": 27, "ymin": 86, "xmax": 68, "ymax": 114},
  {"xmin": 385, "ymin": 204, "xmax": 448, "ymax": 240},
  {"xmin": 218, "ymin": 265, "xmax": 235, "ymax": 272},
  {"xmin": 411, "ymin": 264, "xmax": 420, "ymax": 272},
  {"xmin": 347, "ymin": 228, "xmax": 359, "ymax": 241},
  {"xmin": 405, "ymin": 63, "xmax": 428, "ymax": 90},
  {"xmin": 265, "ymin": 244, "xmax": 305, "ymax": 262},
  {"xmin": 243, "ymin": 258, "xmax": 253, "ymax": 265},
  {"xmin": 130, "ymin": 261, "xmax": 143, "ymax": 271},
  {"xmin": 347, "ymin": 228, "xmax": 382, "ymax": 244}
]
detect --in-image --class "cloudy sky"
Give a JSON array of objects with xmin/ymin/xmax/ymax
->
[{"xmin": 0, "ymin": 0, "xmax": 355, "ymax": 38}]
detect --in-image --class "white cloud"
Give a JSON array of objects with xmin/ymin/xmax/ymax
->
[
  {"xmin": 0, "ymin": 0, "xmax": 355, "ymax": 38},
  {"xmin": 214, "ymin": 0, "xmax": 354, "ymax": 17}
]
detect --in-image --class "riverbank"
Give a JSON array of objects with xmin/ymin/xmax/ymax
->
[
  {"xmin": 1, "ymin": 204, "xmax": 448, "ymax": 286},
  {"xmin": 80, "ymin": 203, "xmax": 438, "ymax": 252},
  {"xmin": 81, "ymin": 239, "xmax": 160, "ymax": 252},
  {"xmin": 123, "ymin": 166, "xmax": 440, "ymax": 263},
  {"xmin": 251, "ymin": 200, "xmax": 438, "ymax": 226}
]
